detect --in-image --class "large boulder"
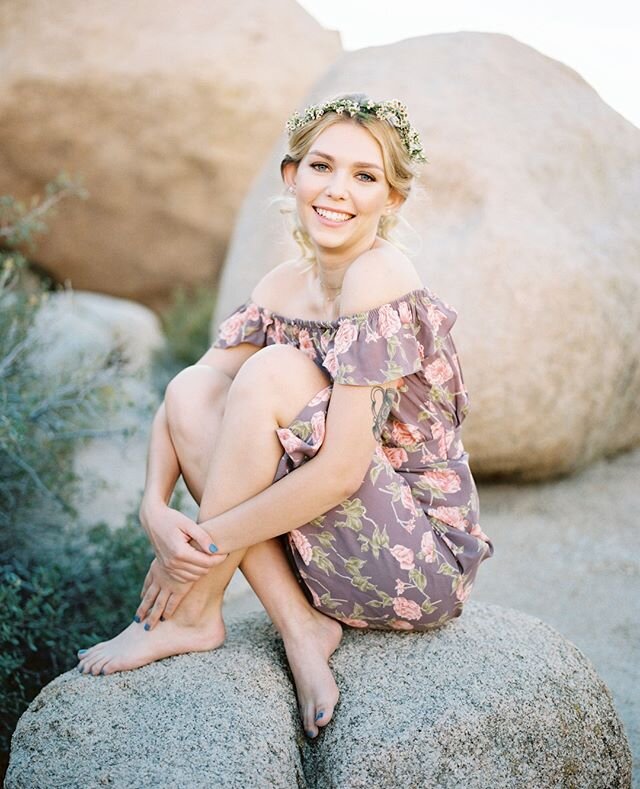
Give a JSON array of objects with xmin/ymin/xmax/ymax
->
[
  {"xmin": 0, "ymin": 0, "xmax": 341, "ymax": 308},
  {"xmin": 6, "ymin": 603, "xmax": 632, "ymax": 788},
  {"xmin": 212, "ymin": 31, "xmax": 640, "ymax": 481}
]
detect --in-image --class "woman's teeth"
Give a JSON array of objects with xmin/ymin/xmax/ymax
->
[{"xmin": 314, "ymin": 206, "xmax": 354, "ymax": 222}]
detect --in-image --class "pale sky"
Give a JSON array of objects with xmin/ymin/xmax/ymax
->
[{"xmin": 297, "ymin": 0, "xmax": 640, "ymax": 129}]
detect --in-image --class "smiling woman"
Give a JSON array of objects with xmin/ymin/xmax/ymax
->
[{"xmin": 75, "ymin": 92, "xmax": 492, "ymax": 743}]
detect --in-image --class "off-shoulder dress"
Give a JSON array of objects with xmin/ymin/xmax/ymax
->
[{"xmin": 212, "ymin": 286, "xmax": 494, "ymax": 631}]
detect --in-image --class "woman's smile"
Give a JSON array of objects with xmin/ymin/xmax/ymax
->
[{"xmin": 312, "ymin": 205, "xmax": 356, "ymax": 226}]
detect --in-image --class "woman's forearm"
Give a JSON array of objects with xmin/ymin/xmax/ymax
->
[
  {"xmin": 199, "ymin": 456, "xmax": 356, "ymax": 553},
  {"xmin": 139, "ymin": 402, "xmax": 181, "ymax": 516}
]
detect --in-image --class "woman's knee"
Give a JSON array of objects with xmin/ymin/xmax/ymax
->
[
  {"xmin": 230, "ymin": 344, "xmax": 330, "ymax": 402},
  {"xmin": 165, "ymin": 365, "xmax": 231, "ymax": 434}
]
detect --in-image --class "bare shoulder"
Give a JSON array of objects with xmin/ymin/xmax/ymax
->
[
  {"xmin": 340, "ymin": 241, "xmax": 424, "ymax": 315},
  {"xmin": 250, "ymin": 259, "xmax": 303, "ymax": 311}
]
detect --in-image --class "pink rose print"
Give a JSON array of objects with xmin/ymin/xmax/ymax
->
[
  {"xmin": 424, "ymin": 357, "xmax": 454, "ymax": 386},
  {"xmin": 378, "ymin": 304, "xmax": 402, "ymax": 338},
  {"xmin": 340, "ymin": 617, "xmax": 369, "ymax": 628},
  {"xmin": 470, "ymin": 522, "xmax": 492, "ymax": 544},
  {"xmin": 310, "ymin": 410, "xmax": 325, "ymax": 444},
  {"xmin": 322, "ymin": 348, "xmax": 339, "ymax": 376},
  {"xmin": 334, "ymin": 320, "xmax": 359, "ymax": 353},
  {"xmin": 310, "ymin": 587, "xmax": 322, "ymax": 607},
  {"xmin": 455, "ymin": 577, "xmax": 473, "ymax": 602},
  {"xmin": 428, "ymin": 506, "xmax": 468, "ymax": 531},
  {"xmin": 390, "ymin": 544, "xmax": 415, "ymax": 570},
  {"xmin": 400, "ymin": 517, "xmax": 416, "ymax": 534},
  {"xmin": 430, "ymin": 422, "xmax": 449, "ymax": 459},
  {"xmin": 420, "ymin": 531, "xmax": 436, "ymax": 562},
  {"xmin": 398, "ymin": 301, "xmax": 412, "ymax": 325},
  {"xmin": 382, "ymin": 446, "xmax": 408, "ymax": 469},
  {"xmin": 273, "ymin": 318, "xmax": 285, "ymax": 344},
  {"xmin": 218, "ymin": 311, "xmax": 247, "ymax": 342},
  {"xmin": 400, "ymin": 484, "xmax": 420, "ymax": 517},
  {"xmin": 245, "ymin": 303, "xmax": 261, "ymax": 322},
  {"xmin": 417, "ymin": 342, "xmax": 425, "ymax": 360},
  {"xmin": 298, "ymin": 328, "xmax": 317, "ymax": 360},
  {"xmin": 421, "ymin": 468, "xmax": 462, "ymax": 495},
  {"xmin": 390, "ymin": 419, "xmax": 423, "ymax": 447},
  {"xmin": 390, "ymin": 619, "xmax": 414, "ymax": 630},
  {"xmin": 392, "ymin": 596, "xmax": 422, "ymax": 620},
  {"xmin": 395, "ymin": 578, "xmax": 409, "ymax": 594},
  {"xmin": 426, "ymin": 303, "xmax": 447, "ymax": 332},
  {"xmin": 308, "ymin": 385, "xmax": 332, "ymax": 406},
  {"xmin": 289, "ymin": 529, "xmax": 313, "ymax": 565}
]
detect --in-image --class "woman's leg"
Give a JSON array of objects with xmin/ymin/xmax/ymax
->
[{"xmin": 80, "ymin": 348, "xmax": 342, "ymax": 736}]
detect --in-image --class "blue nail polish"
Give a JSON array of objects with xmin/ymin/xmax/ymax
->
[
  {"xmin": 133, "ymin": 615, "xmax": 141, "ymax": 623},
  {"xmin": 77, "ymin": 649, "xmax": 88, "ymax": 655},
  {"xmin": 306, "ymin": 730, "xmax": 315, "ymax": 738},
  {"xmin": 315, "ymin": 711, "xmax": 324, "ymax": 721},
  {"xmin": 100, "ymin": 668, "xmax": 105, "ymax": 675},
  {"xmin": 209, "ymin": 543, "xmax": 218, "ymax": 553},
  {"xmin": 144, "ymin": 623, "xmax": 151, "ymax": 631},
  {"xmin": 78, "ymin": 666, "xmax": 84, "ymax": 673}
]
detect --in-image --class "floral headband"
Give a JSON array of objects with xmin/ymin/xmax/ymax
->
[{"xmin": 284, "ymin": 97, "xmax": 429, "ymax": 164}]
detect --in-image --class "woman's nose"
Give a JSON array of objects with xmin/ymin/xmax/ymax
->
[{"xmin": 325, "ymin": 174, "xmax": 349, "ymax": 200}]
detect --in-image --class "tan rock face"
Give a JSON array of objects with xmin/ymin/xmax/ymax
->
[
  {"xmin": 212, "ymin": 31, "xmax": 640, "ymax": 480},
  {"xmin": 0, "ymin": 0, "xmax": 341, "ymax": 308}
]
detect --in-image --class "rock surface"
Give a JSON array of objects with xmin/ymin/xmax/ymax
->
[
  {"xmin": 212, "ymin": 31, "xmax": 640, "ymax": 481},
  {"xmin": 0, "ymin": 0, "xmax": 341, "ymax": 307},
  {"xmin": 6, "ymin": 603, "xmax": 632, "ymax": 788}
]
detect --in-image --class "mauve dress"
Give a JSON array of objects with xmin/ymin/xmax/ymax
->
[{"xmin": 212, "ymin": 285, "xmax": 494, "ymax": 631}]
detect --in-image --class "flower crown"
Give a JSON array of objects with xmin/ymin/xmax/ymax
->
[{"xmin": 284, "ymin": 97, "xmax": 429, "ymax": 165}]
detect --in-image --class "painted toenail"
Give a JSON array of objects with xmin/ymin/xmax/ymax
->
[
  {"xmin": 315, "ymin": 711, "xmax": 324, "ymax": 721},
  {"xmin": 209, "ymin": 543, "xmax": 218, "ymax": 553},
  {"xmin": 100, "ymin": 669, "xmax": 105, "ymax": 675},
  {"xmin": 133, "ymin": 615, "xmax": 141, "ymax": 623},
  {"xmin": 144, "ymin": 623, "xmax": 151, "ymax": 631},
  {"xmin": 306, "ymin": 730, "xmax": 316, "ymax": 738},
  {"xmin": 77, "ymin": 649, "xmax": 88, "ymax": 655},
  {"xmin": 78, "ymin": 666, "xmax": 83, "ymax": 673},
  {"xmin": 160, "ymin": 616, "xmax": 165, "ymax": 621}
]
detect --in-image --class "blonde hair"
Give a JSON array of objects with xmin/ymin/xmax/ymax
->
[{"xmin": 270, "ymin": 91, "xmax": 425, "ymax": 264}]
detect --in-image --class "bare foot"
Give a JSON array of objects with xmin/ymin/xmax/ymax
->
[
  {"xmin": 76, "ymin": 614, "xmax": 226, "ymax": 676},
  {"xmin": 281, "ymin": 610, "xmax": 343, "ymax": 738}
]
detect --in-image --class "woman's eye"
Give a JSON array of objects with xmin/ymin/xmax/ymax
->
[{"xmin": 310, "ymin": 163, "xmax": 375, "ymax": 182}]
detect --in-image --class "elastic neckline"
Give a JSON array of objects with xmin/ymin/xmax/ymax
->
[{"xmin": 251, "ymin": 286, "xmax": 433, "ymax": 328}]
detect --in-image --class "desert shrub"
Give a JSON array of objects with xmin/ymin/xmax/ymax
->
[
  {"xmin": 152, "ymin": 283, "xmax": 218, "ymax": 391},
  {"xmin": 0, "ymin": 514, "xmax": 153, "ymax": 776},
  {"xmin": 0, "ymin": 178, "xmax": 135, "ymax": 548}
]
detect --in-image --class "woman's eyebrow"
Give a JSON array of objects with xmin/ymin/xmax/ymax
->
[{"xmin": 308, "ymin": 150, "xmax": 383, "ymax": 172}]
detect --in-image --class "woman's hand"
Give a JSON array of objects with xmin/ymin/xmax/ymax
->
[
  {"xmin": 135, "ymin": 558, "xmax": 195, "ymax": 629},
  {"xmin": 139, "ymin": 500, "xmax": 228, "ymax": 582}
]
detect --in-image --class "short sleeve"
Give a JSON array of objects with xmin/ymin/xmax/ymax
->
[
  {"xmin": 211, "ymin": 299, "xmax": 273, "ymax": 349},
  {"xmin": 321, "ymin": 288, "xmax": 458, "ymax": 385}
]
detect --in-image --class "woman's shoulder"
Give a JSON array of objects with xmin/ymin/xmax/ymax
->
[{"xmin": 250, "ymin": 259, "xmax": 304, "ymax": 313}]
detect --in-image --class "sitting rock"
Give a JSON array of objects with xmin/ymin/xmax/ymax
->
[{"xmin": 6, "ymin": 603, "xmax": 631, "ymax": 788}]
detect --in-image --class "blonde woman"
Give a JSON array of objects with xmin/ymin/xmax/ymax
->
[{"xmin": 76, "ymin": 94, "xmax": 494, "ymax": 740}]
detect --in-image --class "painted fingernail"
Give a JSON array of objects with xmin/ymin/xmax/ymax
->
[
  {"xmin": 144, "ymin": 623, "xmax": 151, "ymax": 631},
  {"xmin": 209, "ymin": 543, "xmax": 218, "ymax": 553},
  {"xmin": 133, "ymin": 615, "xmax": 141, "ymax": 623},
  {"xmin": 306, "ymin": 730, "xmax": 316, "ymax": 738},
  {"xmin": 315, "ymin": 711, "xmax": 324, "ymax": 721},
  {"xmin": 77, "ymin": 649, "xmax": 88, "ymax": 655}
]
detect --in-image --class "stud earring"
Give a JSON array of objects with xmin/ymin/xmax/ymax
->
[{"xmin": 288, "ymin": 186, "xmax": 295, "ymax": 193}]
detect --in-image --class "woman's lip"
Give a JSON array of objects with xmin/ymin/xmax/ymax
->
[{"xmin": 312, "ymin": 206, "xmax": 356, "ymax": 224}]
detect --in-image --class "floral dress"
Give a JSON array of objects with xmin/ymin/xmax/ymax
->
[{"xmin": 212, "ymin": 286, "xmax": 494, "ymax": 631}]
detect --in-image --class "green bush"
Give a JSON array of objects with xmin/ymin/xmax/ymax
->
[
  {"xmin": 0, "ymin": 515, "xmax": 154, "ymax": 776},
  {"xmin": 0, "ymin": 178, "xmax": 134, "ymax": 549},
  {"xmin": 151, "ymin": 283, "xmax": 218, "ymax": 392}
]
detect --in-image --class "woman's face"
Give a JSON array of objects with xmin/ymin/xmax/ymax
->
[{"xmin": 287, "ymin": 121, "xmax": 402, "ymax": 253}]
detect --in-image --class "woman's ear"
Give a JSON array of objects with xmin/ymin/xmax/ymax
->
[{"xmin": 281, "ymin": 159, "xmax": 298, "ymax": 191}]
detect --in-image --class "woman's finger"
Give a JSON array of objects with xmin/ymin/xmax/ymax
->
[
  {"xmin": 168, "ymin": 568, "xmax": 202, "ymax": 584},
  {"xmin": 140, "ymin": 568, "xmax": 153, "ymax": 599},
  {"xmin": 163, "ymin": 590, "xmax": 187, "ymax": 620},
  {"xmin": 135, "ymin": 582, "xmax": 160, "ymax": 624},
  {"xmin": 144, "ymin": 589, "xmax": 171, "ymax": 631}
]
